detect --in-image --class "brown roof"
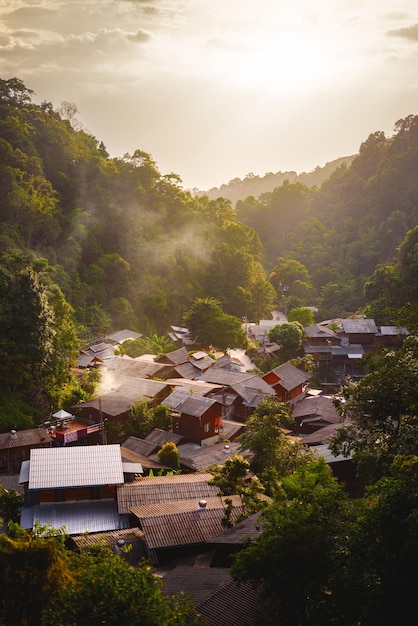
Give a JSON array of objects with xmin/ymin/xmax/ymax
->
[
  {"xmin": 0, "ymin": 474, "xmax": 24, "ymax": 493},
  {"xmin": 121, "ymin": 436, "xmax": 158, "ymax": 457},
  {"xmin": 208, "ymin": 511, "xmax": 264, "ymax": 546},
  {"xmin": 269, "ymin": 361, "xmax": 311, "ymax": 391},
  {"xmin": 197, "ymin": 579, "xmax": 273, "ymax": 626},
  {"xmin": 157, "ymin": 347, "xmax": 189, "ymax": 366},
  {"xmin": 292, "ymin": 396, "xmax": 341, "ymax": 424},
  {"xmin": 132, "ymin": 496, "xmax": 246, "ymax": 549},
  {"xmin": 144, "ymin": 428, "xmax": 183, "ymax": 447},
  {"xmin": 117, "ymin": 473, "xmax": 217, "ymax": 514},
  {"xmin": 0, "ymin": 427, "xmax": 50, "ymax": 450},
  {"xmin": 176, "ymin": 440, "xmax": 247, "ymax": 472},
  {"xmin": 120, "ymin": 446, "xmax": 163, "ymax": 471},
  {"xmin": 301, "ymin": 422, "xmax": 347, "ymax": 445},
  {"xmin": 160, "ymin": 565, "xmax": 231, "ymax": 605},
  {"xmin": 164, "ymin": 390, "xmax": 222, "ymax": 417}
]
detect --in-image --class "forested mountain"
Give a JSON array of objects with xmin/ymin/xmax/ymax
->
[
  {"xmin": 201, "ymin": 155, "xmax": 356, "ymax": 204},
  {"xmin": 0, "ymin": 77, "xmax": 275, "ymax": 338},
  {"xmin": 236, "ymin": 116, "xmax": 418, "ymax": 318}
]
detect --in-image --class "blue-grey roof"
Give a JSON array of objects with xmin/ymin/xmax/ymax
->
[{"xmin": 21, "ymin": 499, "xmax": 125, "ymax": 535}]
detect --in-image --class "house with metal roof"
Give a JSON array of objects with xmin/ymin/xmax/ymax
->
[
  {"xmin": 0, "ymin": 427, "xmax": 52, "ymax": 474},
  {"xmin": 291, "ymin": 395, "xmax": 342, "ymax": 434},
  {"xmin": 19, "ymin": 445, "xmax": 129, "ymax": 535},
  {"xmin": 263, "ymin": 361, "xmax": 311, "ymax": 408},
  {"xmin": 129, "ymin": 495, "xmax": 246, "ymax": 564},
  {"xmin": 199, "ymin": 370, "xmax": 276, "ymax": 421},
  {"xmin": 116, "ymin": 472, "xmax": 218, "ymax": 518},
  {"xmin": 163, "ymin": 389, "xmax": 224, "ymax": 445}
]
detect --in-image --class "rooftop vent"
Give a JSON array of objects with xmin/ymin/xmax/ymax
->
[
  {"xmin": 198, "ymin": 499, "xmax": 207, "ymax": 509},
  {"xmin": 223, "ymin": 444, "xmax": 230, "ymax": 453},
  {"xmin": 9, "ymin": 430, "xmax": 17, "ymax": 440}
]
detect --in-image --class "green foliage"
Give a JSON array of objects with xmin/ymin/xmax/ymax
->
[
  {"xmin": 0, "ymin": 486, "xmax": 23, "ymax": 523},
  {"xmin": 41, "ymin": 548, "xmax": 206, "ymax": 626},
  {"xmin": 268, "ymin": 321, "xmax": 304, "ymax": 360},
  {"xmin": 123, "ymin": 400, "xmax": 170, "ymax": 440},
  {"xmin": 287, "ymin": 306, "xmax": 315, "ymax": 327},
  {"xmin": 157, "ymin": 441, "xmax": 180, "ymax": 470},
  {"xmin": 231, "ymin": 458, "xmax": 346, "ymax": 625},
  {"xmin": 183, "ymin": 297, "xmax": 247, "ymax": 351},
  {"xmin": 238, "ymin": 397, "xmax": 308, "ymax": 476},
  {"xmin": 330, "ymin": 335, "xmax": 418, "ymax": 481},
  {"xmin": 0, "ymin": 524, "xmax": 71, "ymax": 626}
]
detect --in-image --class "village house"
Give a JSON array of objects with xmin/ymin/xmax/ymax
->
[
  {"xmin": 263, "ymin": 361, "xmax": 311, "ymax": 408},
  {"xmin": 0, "ymin": 427, "xmax": 51, "ymax": 474},
  {"xmin": 199, "ymin": 369, "xmax": 276, "ymax": 421},
  {"xmin": 163, "ymin": 389, "xmax": 224, "ymax": 445},
  {"xmin": 19, "ymin": 444, "xmax": 130, "ymax": 535}
]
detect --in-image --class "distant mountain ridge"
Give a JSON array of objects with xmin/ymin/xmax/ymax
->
[{"xmin": 201, "ymin": 155, "xmax": 357, "ymax": 204}]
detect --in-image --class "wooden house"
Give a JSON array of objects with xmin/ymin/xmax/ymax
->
[
  {"xmin": 164, "ymin": 389, "xmax": 224, "ymax": 445},
  {"xmin": 199, "ymin": 369, "xmax": 276, "ymax": 421},
  {"xmin": 263, "ymin": 361, "xmax": 311, "ymax": 408},
  {"xmin": 19, "ymin": 444, "xmax": 128, "ymax": 535},
  {"xmin": 0, "ymin": 427, "xmax": 51, "ymax": 474},
  {"xmin": 291, "ymin": 395, "xmax": 341, "ymax": 434}
]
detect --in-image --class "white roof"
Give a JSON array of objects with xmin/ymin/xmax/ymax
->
[{"xmin": 28, "ymin": 445, "xmax": 124, "ymax": 490}]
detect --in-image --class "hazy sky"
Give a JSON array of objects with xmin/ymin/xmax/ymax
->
[{"xmin": 1, "ymin": 1, "xmax": 418, "ymax": 190}]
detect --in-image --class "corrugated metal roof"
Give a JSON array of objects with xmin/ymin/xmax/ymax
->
[
  {"xmin": 144, "ymin": 428, "xmax": 183, "ymax": 447},
  {"xmin": 117, "ymin": 473, "xmax": 217, "ymax": 514},
  {"xmin": 28, "ymin": 444, "xmax": 124, "ymax": 489},
  {"xmin": 160, "ymin": 566, "xmax": 231, "ymax": 605},
  {"xmin": 341, "ymin": 319, "xmax": 378, "ymax": 334},
  {"xmin": 132, "ymin": 497, "xmax": 246, "ymax": 549},
  {"xmin": 131, "ymin": 495, "xmax": 243, "ymax": 519},
  {"xmin": 197, "ymin": 579, "xmax": 271, "ymax": 626},
  {"xmin": 208, "ymin": 511, "xmax": 263, "ymax": 545},
  {"xmin": 26, "ymin": 499, "xmax": 125, "ymax": 534},
  {"xmin": 0, "ymin": 427, "xmax": 50, "ymax": 450},
  {"xmin": 270, "ymin": 361, "xmax": 311, "ymax": 391}
]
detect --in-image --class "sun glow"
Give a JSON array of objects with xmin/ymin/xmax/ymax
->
[{"xmin": 225, "ymin": 34, "xmax": 333, "ymax": 93}]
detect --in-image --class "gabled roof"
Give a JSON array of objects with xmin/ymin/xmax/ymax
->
[
  {"xmin": 26, "ymin": 444, "xmax": 124, "ymax": 490},
  {"xmin": 171, "ymin": 362, "xmax": 201, "ymax": 379},
  {"xmin": 378, "ymin": 325, "xmax": 409, "ymax": 336},
  {"xmin": 71, "ymin": 392, "xmax": 133, "ymax": 417},
  {"xmin": 144, "ymin": 428, "xmax": 183, "ymax": 447},
  {"xmin": 292, "ymin": 395, "xmax": 340, "ymax": 423},
  {"xmin": 176, "ymin": 440, "xmax": 247, "ymax": 472},
  {"xmin": 114, "ymin": 378, "xmax": 170, "ymax": 402},
  {"xmin": 117, "ymin": 472, "xmax": 217, "ymax": 514},
  {"xmin": 159, "ymin": 566, "xmax": 231, "ymax": 605},
  {"xmin": 104, "ymin": 357, "xmax": 172, "ymax": 381},
  {"xmin": 200, "ymin": 370, "xmax": 275, "ymax": 396},
  {"xmin": 341, "ymin": 318, "xmax": 378, "ymax": 334},
  {"xmin": 156, "ymin": 346, "xmax": 189, "ymax": 366},
  {"xmin": 197, "ymin": 578, "xmax": 271, "ymax": 626},
  {"xmin": 301, "ymin": 422, "xmax": 346, "ymax": 446},
  {"xmin": 121, "ymin": 435, "xmax": 159, "ymax": 457},
  {"xmin": 165, "ymin": 378, "xmax": 223, "ymax": 396},
  {"xmin": 268, "ymin": 361, "xmax": 311, "ymax": 391},
  {"xmin": 304, "ymin": 324, "xmax": 338, "ymax": 339},
  {"xmin": 105, "ymin": 329, "xmax": 142, "ymax": 344},
  {"xmin": 163, "ymin": 390, "xmax": 222, "ymax": 417},
  {"xmin": 0, "ymin": 427, "xmax": 50, "ymax": 450},
  {"xmin": 208, "ymin": 510, "xmax": 263, "ymax": 546},
  {"xmin": 130, "ymin": 496, "xmax": 246, "ymax": 549},
  {"xmin": 189, "ymin": 352, "xmax": 216, "ymax": 371}
]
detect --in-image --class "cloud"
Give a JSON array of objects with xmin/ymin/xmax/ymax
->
[{"xmin": 387, "ymin": 23, "xmax": 418, "ymax": 41}]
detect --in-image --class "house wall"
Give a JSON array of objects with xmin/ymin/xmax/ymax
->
[
  {"xmin": 173, "ymin": 406, "xmax": 222, "ymax": 444},
  {"xmin": 36, "ymin": 485, "xmax": 115, "ymax": 504}
]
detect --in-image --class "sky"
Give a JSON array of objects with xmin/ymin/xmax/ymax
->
[{"xmin": 1, "ymin": 1, "xmax": 418, "ymax": 190}]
